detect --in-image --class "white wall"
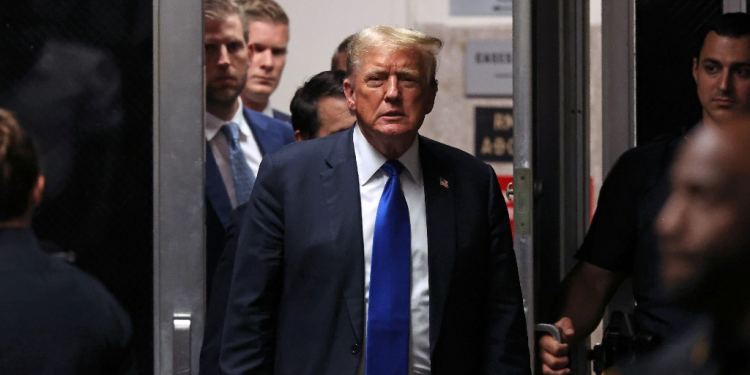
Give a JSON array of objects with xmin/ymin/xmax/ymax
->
[
  {"xmin": 272, "ymin": 0, "xmax": 409, "ymax": 113},
  {"xmin": 271, "ymin": 0, "xmax": 511, "ymax": 113}
]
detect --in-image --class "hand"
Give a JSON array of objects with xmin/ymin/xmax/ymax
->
[{"xmin": 539, "ymin": 317, "xmax": 575, "ymax": 375}]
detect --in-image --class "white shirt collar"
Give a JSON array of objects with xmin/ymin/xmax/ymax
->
[
  {"xmin": 205, "ymin": 98, "xmax": 251, "ymax": 141},
  {"xmin": 262, "ymin": 104, "xmax": 274, "ymax": 118},
  {"xmin": 353, "ymin": 123, "xmax": 422, "ymax": 187}
]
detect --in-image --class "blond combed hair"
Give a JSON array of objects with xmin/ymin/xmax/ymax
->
[
  {"xmin": 346, "ymin": 25, "xmax": 443, "ymax": 85},
  {"xmin": 239, "ymin": 0, "xmax": 289, "ymax": 26},
  {"xmin": 204, "ymin": 0, "xmax": 248, "ymax": 41}
]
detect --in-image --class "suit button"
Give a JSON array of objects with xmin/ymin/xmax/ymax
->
[{"xmin": 351, "ymin": 344, "xmax": 360, "ymax": 355}]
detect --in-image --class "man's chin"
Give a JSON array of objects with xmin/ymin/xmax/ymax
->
[
  {"xmin": 246, "ymin": 82, "xmax": 276, "ymax": 97},
  {"xmin": 207, "ymin": 92, "xmax": 240, "ymax": 108}
]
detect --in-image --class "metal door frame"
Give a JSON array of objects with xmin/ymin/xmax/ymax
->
[
  {"xmin": 153, "ymin": 0, "xmax": 205, "ymax": 373},
  {"xmin": 515, "ymin": 0, "xmax": 592, "ymax": 373}
]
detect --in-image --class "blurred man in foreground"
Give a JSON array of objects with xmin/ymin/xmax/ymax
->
[
  {"xmin": 619, "ymin": 121, "xmax": 750, "ymax": 374},
  {"xmin": 0, "ymin": 109, "xmax": 135, "ymax": 374},
  {"xmin": 540, "ymin": 12, "xmax": 750, "ymax": 374}
]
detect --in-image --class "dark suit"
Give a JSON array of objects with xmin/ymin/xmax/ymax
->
[
  {"xmin": 271, "ymin": 108, "xmax": 291, "ymax": 124},
  {"xmin": 201, "ymin": 202, "xmax": 249, "ymax": 375},
  {"xmin": 220, "ymin": 127, "xmax": 530, "ymax": 374},
  {"xmin": 205, "ymin": 107, "xmax": 294, "ymax": 296},
  {"xmin": 0, "ymin": 228, "xmax": 135, "ymax": 374}
]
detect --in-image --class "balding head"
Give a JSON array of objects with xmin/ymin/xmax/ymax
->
[{"xmin": 657, "ymin": 121, "xmax": 750, "ymax": 313}]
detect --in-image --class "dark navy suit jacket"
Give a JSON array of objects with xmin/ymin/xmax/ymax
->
[
  {"xmin": 219, "ymin": 127, "xmax": 531, "ymax": 375},
  {"xmin": 205, "ymin": 107, "xmax": 293, "ymax": 297},
  {"xmin": 271, "ymin": 108, "xmax": 291, "ymax": 124},
  {"xmin": 0, "ymin": 228, "xmax": 135, "ymax": 374}
]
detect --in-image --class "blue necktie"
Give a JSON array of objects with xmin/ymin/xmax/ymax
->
[
  {"xmin": 221, "ymin": 122, "xmax": 255, "ymax": 206},
  {"xmin": 366, "ymin": 160, "xmax": 411, "ymax": 375}
]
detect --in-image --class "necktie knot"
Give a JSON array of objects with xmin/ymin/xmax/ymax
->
[
  {"xmin": 221, "ymin": 122, "xmax": 241, "ymax": 144},
  {"xmin": 382, "ymin": 160, "xmax": 405, "ymax": 178}
]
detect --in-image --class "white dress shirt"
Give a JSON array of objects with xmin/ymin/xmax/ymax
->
[
  {"xmin": 205, "ymin": 98, "xmax": 263, "ymax": 208},
  {"xmin": 353, "ymin": 124, "xmax": 431, "ymax": 374}
]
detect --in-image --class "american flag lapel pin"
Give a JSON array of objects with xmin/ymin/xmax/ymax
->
[{"xmin": 439, "ymin": 177, "xmax": 449, "ymax": 189}]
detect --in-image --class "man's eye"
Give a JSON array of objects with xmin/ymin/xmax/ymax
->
[
  {"xmin": 704, "ymin": 64, "xmax": 719, "ymax": 73},
  {"xmin": 736, "ymin": 68, "xmax": 750, "ymax": 78}
]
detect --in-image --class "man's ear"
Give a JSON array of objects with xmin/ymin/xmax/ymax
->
[
  {"xmin": 30, "ymin": 175, "xmax": 44, "ymax": 209},
  {"xmin": 294, "ymin": 129, "xmax": 308, "ymax": 142},
  {"xmin": 424, "ymin": 80, "xmax": 438, "ymax": 115},
  {"xmin": 343, "ymin": 79, "xmax": 357, "ymax": 111}
]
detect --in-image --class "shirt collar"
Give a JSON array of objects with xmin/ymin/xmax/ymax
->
[
  {"xmin": 262, "ymin": 104, "xmax": 274, "ymax": 118},
  {"xmin": 353, "ymin": 123, "xmax": 422, "ymax": 187},
  {"xmin": 205, "ymin": 98, "xmax": 251, "ymax": 141}
]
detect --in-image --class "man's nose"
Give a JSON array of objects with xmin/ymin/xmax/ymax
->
[
  {"xmin": 384, "ymin": 75, "xmax": 400, "ymax": 100},
  {"xmin": 218, "ymin": 45, "xmax": 231, "ymax": 66},
  {"xmin": 258, "ymin": 50, "xmax": 273, "ymax": 68},
  {"xmin": 719, "ymin": 69, "xmax": 733, "ymax": 92},
  {"xmin": 655, "ymin": 196, "xmax": 684, "ymax": 239}
]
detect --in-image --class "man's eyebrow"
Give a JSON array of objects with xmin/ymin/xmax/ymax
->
[
  {"xmin": 362, "ymin": 67, "xmax": 387, "ymax": 76},
  {"xmin": 729, "ymin": 62, "xmax": 750, "ymax": 69},
  {"xmin": 701, "ymin": 57, "xmax": 721, "ymax": 65}
]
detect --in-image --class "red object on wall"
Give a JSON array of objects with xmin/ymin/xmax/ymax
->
[
  {"xmin": 497, "ymin": 175, "xmax": 514, "ymax": 235},
  {"xmin": 497, "ymin": 174, "xmax": 595, "ymax": 237}
]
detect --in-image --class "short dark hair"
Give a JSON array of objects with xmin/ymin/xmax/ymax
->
[
  {"xmin": 698, "ymin": 12, "xmax": 750, "ymax": 58},
  {"xmin": 290, "ymin": 70, "xmax": 347, "ymax": 139},
  {"xmin": 0, "ymin": 109, "xmax": 39, "ymax": 221},
  {"xmin": 330, "ymin": 34, "xmax": 355, "ymax": 71}
]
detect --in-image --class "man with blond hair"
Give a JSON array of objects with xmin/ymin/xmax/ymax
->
[
  {"xmin": 221, "ymin": 25, "xmax": 530, "ymax": 375},
  {"xmin": 202, "ymin": 0, "xmax": 293, "ymax": 302},
  {"xmin": 238, "ymin": 0, "xmax": 291, "ymax": 122}
]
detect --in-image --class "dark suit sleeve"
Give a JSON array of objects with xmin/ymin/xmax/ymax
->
[
  {"xmin": 220, "ymin": 156, "xmax": 284, "ymax": 375},
  {"xmin": 484, "ymin": 165, "xmax": 531, "ymax": 374},
  {"xmin": 200, "ymin": 204, "xmax": 248, "ymax": 375}
]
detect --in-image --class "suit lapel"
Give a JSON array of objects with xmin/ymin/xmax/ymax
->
[
  {"xmin": 420, "ymin": 137, "xmax": 456, "ymax": 355},
  {"xmin": 320, "ymin": 128, "xmax": 365, "ymax": 342},
  {"xmin": 205, "ymin": 145, "xmax": 232, "ymax": 228},
  {"xmin": 244, "ymin": 107, "xmax": 271, "ymax": 155}
]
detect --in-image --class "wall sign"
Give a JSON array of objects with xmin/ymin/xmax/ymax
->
[
  {"xmin": 465, "ymin": 39, "xmax": 512, "ymax": 97},
  {"xmin": 475, "ymin": 107, "xmax": 513, "ymax": 162},
  {"xmin": 450, "ymin": 0, "xmax": 512, "ymax": 16}
]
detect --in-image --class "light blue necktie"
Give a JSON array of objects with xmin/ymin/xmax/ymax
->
[
  {"xmin": 221, "ymin": 122, "xmax": 255, "ymax": 206},
  {"xmin": 366, "ymin": 160, "xmax": 410, "ymax": 375}
]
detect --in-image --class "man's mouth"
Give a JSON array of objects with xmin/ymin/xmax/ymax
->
[
  {"xmin": 251, "ymin": 76, "xmax": 276, "ymax": 84},
  {"xmin": 713, "ymin": 96, "xmax": 735, "ymax": 106},
  {"xmin": 381, "ymin": 110, "xmax": 405, "ymax": 118}
]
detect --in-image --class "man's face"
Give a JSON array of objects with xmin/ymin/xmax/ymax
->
[
  {"xmin": 315, "ymin": 96, "xmax": 355, "ymax": 138},
  {"xmin": 244, "ymin": 21, "xmax": 289, "ymax": 101},
  {"xmin": 656, "ymin": 127, "xmax": 750, "ymax": 306},
  {"xmin": 694, "ymin": 32, "xmax": 750, "ymax": 124},
  {"xmin": 333, "ymin": 51, "xmax": 348, "ymax": 72},
  {"xmin": 204, "ymin": 14, "xmax": 249, "ymax": 107},
  {"xmin": 343, "ymin": 47, "xmax": 436, "ymax": 144}
]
